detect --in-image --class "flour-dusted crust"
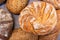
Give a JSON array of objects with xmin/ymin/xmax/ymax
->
[
  {"xmin": 43, "ymin": 0, "xmax": 60, "ymax": 9},
  {"xmin": 19, "ymin": 1, "xmax": 57, "ymax": 35},
  {"xmin": 0, "ymin": 8, "xmax": 13, "ymax": 22},
  {"xmin": 39, "ymin": 10, "xmax": 60, "ymax": 39},
  {"xmin": 6, "ymin": 0, "xmax": 28, "ymax": 14},
  {"xmin": 9, "ymin": 28, "xmax": 38, "ymax": 40},
  {"xmin": 0, "ymin": 8, "xmax": 13, "ymax": 40}
]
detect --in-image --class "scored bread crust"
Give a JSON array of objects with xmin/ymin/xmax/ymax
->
[
  {"xmin": 19, "ymin": 1, "xmax": 57, "ymax": 35},
  {"xmin": 43, "ymin": 0, "xmax": 60, "ymax": 9},
  {"xmin": 39, "ymin": 10, "xmax": 60, "ymax": 40},
  {"xmin": 0, "ymin": 9, "xmax": 13, "ymax": 22}
]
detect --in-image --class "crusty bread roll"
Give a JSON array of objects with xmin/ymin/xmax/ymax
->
[
  {"xmin": 6, "ymin": 0, "xmax": 28, "ymax": 14},
  {"xmin": 43, "ymin": 0, "xmax": 60, "ymax": 9},
  {"xmin": 39, "ymin": 10, "xmax": 60, "ymax": 40},
  {"xmin": 9, "ymin": 28, "xmax": 38, "ymax": 40},
  {"xmin": 0, "ymin": 8, "xmax": 13, "ymax": 40},
  {"xmin": 19, "ymin": 1, "xmax": 57, "ymax": 35}
]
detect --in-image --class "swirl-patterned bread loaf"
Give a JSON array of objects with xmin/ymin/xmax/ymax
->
[
  {"xmin": 43, "ymin": 0, "xmax": 60, "ymax": 9},
  {"xmin": 39, "ymin": 10, "xmax": 60, "ymax": 40},
  {"xmin": 19, "ymin": 1, "xmax": 57, "ymax": 35},
  {"xmin": 0, "ymin": 8, "xmax": 13, "ymax": 40}
]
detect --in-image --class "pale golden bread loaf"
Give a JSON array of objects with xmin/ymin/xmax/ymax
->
[{"xmin": 19, "ymin": 1, "xmax": 57, "ymax": 35}]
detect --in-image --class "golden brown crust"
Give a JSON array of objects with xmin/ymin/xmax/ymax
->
[
  {"xmin": 39, "ymin": 10, "xmax": 60, "ymax": 40},
  {"xmin": 39, "ymin": 23, "xmax": 59, "ymax": 40},
  {"xmin": 6, "ymin": 0, "xmax": 28, "ymax": 14},
  {"xmin": 39, "ymin": 32, "xmax": 59, "ymax": 40},
  {"xmin": 43, "ymin": 0, "xmax": 60, "ymax": 9},
  {"xmin": 9, "ymin": 28, "xmax": 38, "ymax": 40},
  {"xmin": 19, "ymin": 1, "xmax": 57, "ymax": 35}
]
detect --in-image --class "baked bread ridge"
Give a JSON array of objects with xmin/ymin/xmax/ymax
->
[
  {"xmin": 9, "ymin": 28, "xmax": 38, "ymax": 40},
  {"xmin": 19, "ymin": 1, "xmax": 57, "ymax": 35},
  {"xmin": 6, "ymin": 0, "xmax": 28, "ymax": 14},
  {"xmin": 39, "ymin": 10, "xmax": 60, "ymax": 40},
  {"xmin": 0, "ymin": 8, "xmax": 13, "ymax": 40},
  {"xmin": 43, "ymin": 0, "xmax": 60, "ymax": 9}
]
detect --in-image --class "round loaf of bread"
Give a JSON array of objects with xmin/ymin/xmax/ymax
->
[
  {"xmin": 9, "ymin": 28, "xmax": 38, "ymax": 40},
  {"xmin": 19, "ymin": 1, "xmax": 57, "ymax": 35},
  {"xmin": 43, "ymin": 0, "xmax": 60, "ymax": 9},
  {"xmin": 6, "ymin": 0, "xmax": 28, "ymax": 14},
  {"xmin": 0, "ymin": 8, "xmax": 13, "ymax": 40}
]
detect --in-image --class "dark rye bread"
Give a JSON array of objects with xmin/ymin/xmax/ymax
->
[
  {"xmin": 0, "ymin": 8, "xmax": 13, "ymax": 40},
  {"xmin": 9, "ymin": 28, "xmax": 38, "ymax": 40}
]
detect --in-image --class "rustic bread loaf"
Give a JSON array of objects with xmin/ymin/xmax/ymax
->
[
  {"xmin": 6, "ymin": 0, "xmax": 28, "ymax": 14},
  {"xmin": 9, "ymin": 28, "xmax": 38, "ymax": 40},
  {"xmin": 0, "ymin": 8, "xmax": 13, "ymax": 40},
  {"xmin": 39, "ymin": 10, "xmax": 60, "ymax": 40},
  {"xmin": 19, "ymin": 1, "xmax": 57, "ymax": 35}
]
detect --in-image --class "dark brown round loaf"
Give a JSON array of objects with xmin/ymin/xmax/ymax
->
[{"xmin": 0, "ymin": 8, "xmax": 13, "ymax": 40}]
